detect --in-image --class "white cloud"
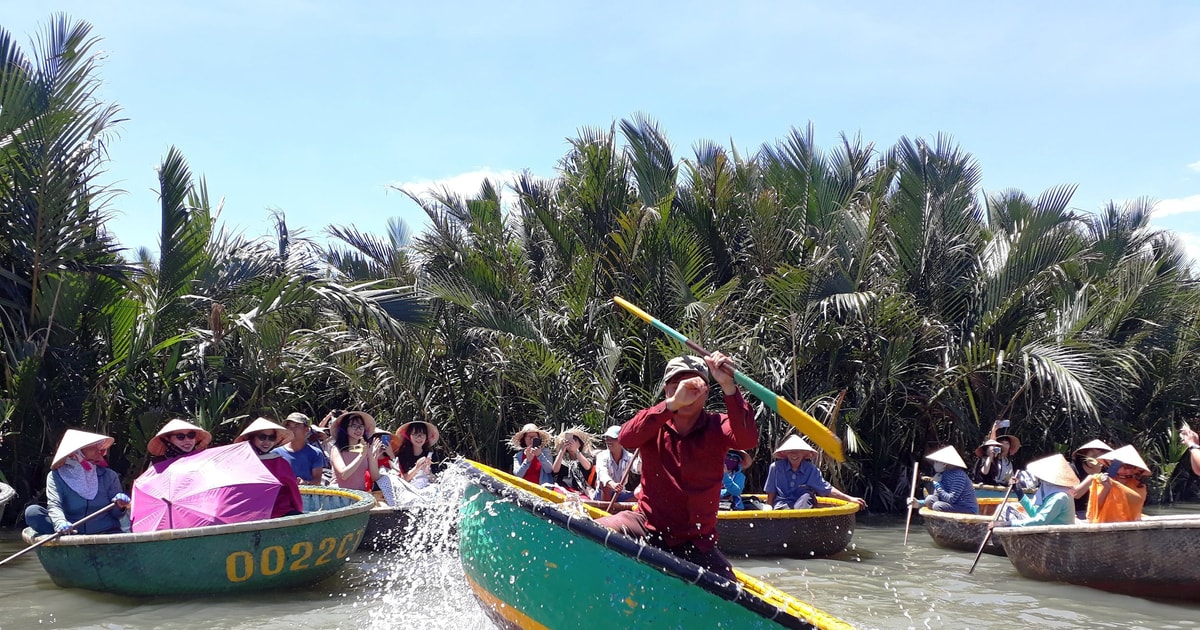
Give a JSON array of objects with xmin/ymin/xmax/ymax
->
[
  {"xmin": 1189, "ymin": 161, "xmax": 1200, "ymax": 173},
  {"xmin": 1154, "ymin": 194, "xmax": 1200, "ymax": 218},
  {"xmin": 391, "ymin": 168, "xmax": 520, "ymax": 207}
]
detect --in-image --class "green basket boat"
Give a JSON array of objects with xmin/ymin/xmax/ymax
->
[
  {"xmin": 21, "ymin": 486, "xmax": 374, "ymax": 596},
  {"xmin": 458, "ymin": 460, "xmax": 850, "ymax": 630},
  {"xmin": 716, "ymin": 494, "xmax": 858, "ymax": 558}
]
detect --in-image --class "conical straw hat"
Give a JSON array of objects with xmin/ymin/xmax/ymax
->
[
  {"xmin": 51, "ymin": 429, "xmax": 114, "ymax": 469},
  {"xmin": 1025, "ymin": 453, "xmax": 1080, "ymax": 488},
  {"xmin": 147, "ymin": 419, "xmax": 213, "ymax": 456},
  {"xmin": 1072, "ymin": 439, "xmax": 1112, "ymax": 457},
  {"xmin": 1097, "ymin": 444, "xmax": 1151, "ymax": 474},
  {"xmin": 924, "ymin": 446, "xmax": 967, "ymax": 469},
  {"xmin": 234, "ymin": 417, "xmax": 293, "ymax": 448},
  {"xmin": 773, "ymin": 434, "xmax": 817, "ymax": 458}
]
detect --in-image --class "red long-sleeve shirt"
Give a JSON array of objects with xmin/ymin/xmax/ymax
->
[{"xmin": 619, "ymin": 391, "xmax": 757, "ymax": 550}]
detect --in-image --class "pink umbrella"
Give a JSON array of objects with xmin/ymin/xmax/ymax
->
[{"xmin": 131, "ymin": 442, "xmax": 281, "ymax": 532}]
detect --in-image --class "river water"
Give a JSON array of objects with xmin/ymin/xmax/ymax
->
[{"xmin": 2, "ymin": 470, "xmax": 1198, "ymax": 630}]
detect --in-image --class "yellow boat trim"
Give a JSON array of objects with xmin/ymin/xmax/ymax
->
[
  {"xmin": 719, "ymin": 495, "xmax": 859, "ymax": 520},
  {"xmin": 463, "ymin": 572, "xmax": 549, "ymax": 630}
]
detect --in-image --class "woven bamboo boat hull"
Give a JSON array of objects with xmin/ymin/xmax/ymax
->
[
  {"xmin": 994, "ymin": 515, "xmax": 1200, "ymax": 601},
  {"xmin": 921, "ymin": 498, "xmax": 1013, "ymax": 556},
  {"xmin": 458, "ymin": 460, "xmax": 851, "ymax": 630},
  {"xmin": 22, "ymin": 487, "xmax": 373, "ymax": 596},
  {"xmin": 716, "ymin": 495, "xmax": 858, "ymax": 558},
  {"xmin": 358, "ymin": 505, "xmax": 414, "ymax": 551}
]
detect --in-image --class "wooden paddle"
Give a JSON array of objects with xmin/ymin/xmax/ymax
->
[
  {"xmin": 613, "ymin": 296, "xmax": 844, "ymax": 462},
  {"xmin": 968, "ymin": 480, "xmax": 1016, "ymax": 574},
  {"xmin": 903, "ymin": 461, "xmax": 920, "ymax": 545},
  {"xmin": 0, "ymin": 501, "xmax": 118, "ymax": 567}
]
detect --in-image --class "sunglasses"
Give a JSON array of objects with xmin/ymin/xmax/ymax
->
[
  {"xmin": 252, "ymin": 433, "xmax": 277, "ymax": 442},
  {"xmin": 169, "ymin": 431, "xmax": 198, "ymax": 440}
]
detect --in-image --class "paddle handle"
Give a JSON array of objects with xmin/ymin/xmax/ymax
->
[
  {"xmin": 903, "ymin": 461, "xmax": 920, "ymax": 545},
  {"xmin": 0, "ymin": 501, "xmax": 118, "ymax": 567},
  {"xmin": 968, "ymin": 481, "xmax": 1015, "ymax": 574}
]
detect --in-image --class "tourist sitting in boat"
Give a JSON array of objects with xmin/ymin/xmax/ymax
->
[
  {"xmin": 394, "ymin": 420, "xmax": 440, "ymax": 488},
  {"xmin": 1068, "ymin": 438, "xmax": 1112, "ymax": 519},
  {"xmin": 596, "ymin": 352, "xmax": 756, "ymax": 581},
  {"xmin": 235, "ymin": 418, "xmax": 304, "ymax": 518},
  {"xmin": 908, "ymin": 446, "xmax": 978, "ymax": 514},
  {"xmin": 329, "ymin": 411, "xmax": 382, "ymax": 492},
  {"xmin": 992, "ymin": 453, "xmax": 1079, "ymax": 528},
  {"xmin": 511, "ymin": 423, "xmax": 555, "ymax": 485},
  {"xmin": 1181, "ymin": 423, "xmax": 1200, "ymax": 476},
  {"xmin": 970, "ymin": 439, "xmax": 1008, "ymax": 485},
  {"xmin": 272, "ymin": 412, "xmax": 325, "ymax": 485},
  {"xmin": 25, "ymin": 429, "xmax": 131, "ymax": 535},
  {"xmin": 594, "ymin": 425, "xmax": 636, "ymax": 502},
  {"xmin": 551, "ymin": 426, "xmax": 595, "ymax": 496},
  {"xmin": 1087, "ymin": 445, "xmax": 1151, "ymax": 523},
  {"xmin": 720, "ymin": 449, "xmax": 752, "ymax": 510},
  {"xmin": 765, "ymin": 434, "xmax": 867, "ymax": 510},
  {"xmin": 146, "ymin": 418, "xmax": 212, "ymax": 465}
]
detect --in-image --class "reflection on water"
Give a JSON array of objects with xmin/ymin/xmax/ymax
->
[{"xmin": 2, "ymin": 471, "xmax": 1200, "ymax": 629}]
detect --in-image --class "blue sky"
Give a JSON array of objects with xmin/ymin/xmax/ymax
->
[{"xmin": 7, "ymin": 2, "xmax": 1200, "ymax": 259}]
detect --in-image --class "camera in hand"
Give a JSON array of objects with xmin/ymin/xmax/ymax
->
[{"xmin": 532, "ymin": 437, "xmax": 542, "ymax": 448}]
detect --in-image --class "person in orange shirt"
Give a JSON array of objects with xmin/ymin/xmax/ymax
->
[{"xmin": 1086, "ymin": 445, "xmax": 1151, "ymax": 523}]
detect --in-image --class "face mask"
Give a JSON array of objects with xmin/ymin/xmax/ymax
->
[
  {"xmin": 725, "ymin": 456, "xmax": 740, "ymax": 471},
  {"xmin": 932, "ymin": 462, "xmax": 947, "ymax": 473}
]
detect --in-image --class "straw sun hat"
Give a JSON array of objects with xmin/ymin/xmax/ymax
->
[
  {"xmin": 394, "ymin": 420, "xmax": 440, "ymax": 447},
  {"xmin": 510, "ymin": 423, "xmax": 552, "ymax": 449},
  {"xmin": 234, "ymin": 417, "xmax": 293, "ymax": 449},
  {"xmin": 924, "ymin": 446, "xmax": 967, "ymax": 469},
  {"xmin": 973, "ymin": 439, "xmax": 1003, "ymax": 458},
  {"xmin": 555, "ymin": 426, "xmax": 596, "ymax": 457},
  {"xmin": 329, "ymin": 410, "xmax": 378, "ymax": 441},
  {"xmin": 1024, "ymin": 453, "xmax": 1081, "ymax": 488},
  {"xmin": 51, "ymin": 429, "xmax": 114, "ymax": 469},
  {"xmin": 773, "ymin": 434, "xmax": 818, "ymax": 458},
  {"xmin": 147, "ymin": 419, "xmax": 213, "ymax": 456},
  {"xmin": 727, "ymin": 449, "xmax": 754, "ymax": 470}
]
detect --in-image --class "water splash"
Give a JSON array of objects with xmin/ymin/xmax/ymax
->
[{"xmin": 351, "ymin": 461, "xmax": 492, "ymax": 628}]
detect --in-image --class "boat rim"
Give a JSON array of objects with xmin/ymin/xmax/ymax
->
[{"xmin": 993, "ymin": 514, "xmax": 1200, "ymax": 537}]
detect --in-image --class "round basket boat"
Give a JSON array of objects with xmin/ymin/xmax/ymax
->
[
  {"xmin": 921, "ymin": 497, "xmax": 1017, "ymax": 556},
  {"xmin": 993, "ymin": 514, "xmax": 1200, "ymax": 601},
  {"xmin": 21, "ymin": 486, "xmax": 374, "ymax": 596},
  {"xmin": 717, "ymin": 495, "xmax": 858, "ymax": 558}
]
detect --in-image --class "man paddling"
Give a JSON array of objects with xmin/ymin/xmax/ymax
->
[{"xmin": 597, "ymin": 352, "xmax": 757, "ymax": 581}]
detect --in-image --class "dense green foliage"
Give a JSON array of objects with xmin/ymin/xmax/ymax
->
[{"xmin": 2, "ymin": 16, "xmax": 1198, "ymax": 517}]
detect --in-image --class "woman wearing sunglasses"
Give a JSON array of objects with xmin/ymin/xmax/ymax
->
[
  {"xmin": 25, "ymin": 429, "xmax": 131, "ymax": 535},
  {"xmin": 235, "ymin": 418, "xmax": 304, "ymax": 518},
  {"xmin": 147, "ymin": 419, "xmax": 213, "ymax": 465}
]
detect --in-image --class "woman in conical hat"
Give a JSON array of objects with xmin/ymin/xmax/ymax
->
[
  {"xmin": 1088, "ymin": 445, "xmax": 1150, "ymax": 523},
  {"xmin": 24, "ymin": 429, "xmax": 130, "ymax": 536},
  {"xmin": 1068, "ymin": 439, "xmax": 1112, "ymax": 518},
  {"xmin": 993, "ymin": 454, "xmax": 1079, "ymax": 528},
  {"xmin": 765, "ymin": 434, "xmax": 866, "ymax": 510},
  {"xmin": 909, "ymin": 446, "xmax": 978, "ymax": 514},
  {"xmin": 235, "ymin": 418, "xmax": 303, "ymax": 518},
  {"xmin": 147, "ymin": 418, "xmax": 213, "ymax": 464}
]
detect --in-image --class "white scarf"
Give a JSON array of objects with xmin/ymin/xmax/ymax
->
[{"xmin": 57, "ymin": 452, "xmax": 99, "ymax": 500}]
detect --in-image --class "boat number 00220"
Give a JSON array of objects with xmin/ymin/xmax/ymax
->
[{"xmin": 224, "ymin": 530, "xmax": 364, "ymax": 582}]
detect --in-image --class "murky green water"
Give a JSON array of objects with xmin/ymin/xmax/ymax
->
[{"xmin": 2, "ymin": 482, "xmax": 1198, "ymax": 629}]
